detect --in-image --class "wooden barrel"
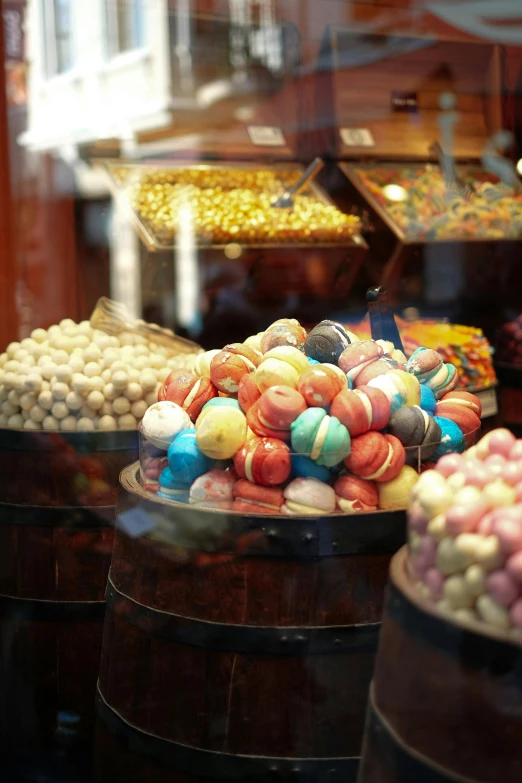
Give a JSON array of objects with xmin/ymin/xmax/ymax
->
[
  {"xmin": 0, "ymin": 428, "xmax": 138, "ymax": 759},
  {"xmin": 94, "ymin": 463, "xmax": 406, "ymax": 783},
  {"xmin": 358, "ymin": 547, "xmax": 522, "ymax": 783}
]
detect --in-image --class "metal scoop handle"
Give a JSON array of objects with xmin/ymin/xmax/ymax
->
[{"xmin": 272, "ymin": 158, "xmax": 325, "ymax": 208}]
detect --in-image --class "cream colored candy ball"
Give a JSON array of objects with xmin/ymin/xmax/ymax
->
[
  {"xmin": 87, "ymin": 390, "xmax": 104, "ymax": 410},
  {"xmin": 7, "ymin": 414, "xmax": 24, "ymax": 428},
  {"xmin": 140, "ymin": 372, "xmax": 157, "ymax": 392},
  {"xmin": 31, "ymin": 328, "xmax": 48, "ymax": 343},
  {"xmin": 145, "ymin": 391, "xmax": 158, "ymax": 406},
  {"xmin": 125, "ymin": 382, "xmax": 143, "ymax": 401},
  {"xmin": 118, "ymin": 331, "xmax": 135, "ymax": 346},
  {"xmin": 84, "ymin": 362, "xmax": 102, "ymax": 378},
  {"xmin": 476, "ymin": 594, "xmax": 510, "ymax": 630},
  {"xmin": 41, "ymin": 363, "xmax": 58, "ymax": 381},
  {"xmin": 83, "ymin": 344, "xmax": 102, "ymax": 363},
  {"xmin": 93, "ymin": 333, "xmax": 112, "ymax": 351},
  {"xmin": 14, "ymin": 376, "xmax": 27, "ymax": 395},
  {"xmin": 112, "ymin": 371, "xmax": 128, "ymax": 390},
  {"xmin": 63, "ymin": 325, "xmax": 78, "ymax": 338},
  {"xmin": 7, "ymin": 390, "xmax": 20, "ymax": 406},
  {"xmin": 21, "ymin": 409, "xmax": 30, "ymax": 420},
  {"xmin": 5, "ymin": 360, "xmax": 20, "ymax": 373},
  {"xmin": 134, "ymin": 345, "xmax": 148, "ymax": 358},
  {"xmin": 98, "ymin": 415, "xmax": 117, "ymax": 431},
  {"xmin": 132, "ymin": 356, "xmax": 149, "ymax": 372},
  {"xmin": 55, "ymin": 365, "xmax": 73, "ymax": 384},
  {"xmin": 127, "ymin": 368, "xmax": 141, "ymax": 384},
  {"xmin": 24, "ymin": 419, "xmax": 41, "ymax": 430},
  {"xmin": 0, "ymin": 352, "xmax": 6, "ymax": 366},
  {"xmin": 20, "ymin": 393, "xmax": 37, "ymax": 411},
  {"xmin": 38, "ymin": 355, "xmax": 53, "ymax": 367},
  {"xmin": 113, "ymin": 396, "xmax": 131, "ymax": 415},
  {"xmin": 74, "ymin": 335, "xmax": 90, "ymax": 350},
  {"xmin": 157, "ymin": 367, "xmax": 170, "ymax": 383},
  {"xmin": 6, "ymin": 341, "xmax": 21, "ymax": 358},
  {"xmin": 111, "ymin": 361, "xmax": 127, "ymax": 375},
  {"xmin": 60, "ymin": 416, "xmax": 77, "ymax": 431},
  {"xmin": 118, "ymin": 413, "xmax": 137, "ymax": 429},
  {"xmin": 102, "ymin": 348, "xmax": 121, "ymax": 368},
  {"xmin": 14, "ymin": 349, "xmax": 29, "ymax": 363},
  {"xmin": 51, "ymin": 402, "xmax": 69, "ymax": 420},
  {"xmin": 38, "ymin": 391, "xmax": 53, "ymax": 411},
  {"xmin": 69, "ymin": 355, "xmax": 85, "ymax": 374},
  {"xmin": 24, "ymin": 375, "xmax": 43, "ymax": 394},
  {"xmin": 77, "ymin": 320, "xmax": 92, "ymax": 335},
  {"xmin": 66, "ymin": 391, "xmax": 83, "ymax": 411},
  {"xmin": 80, "ymin": 403, "xmax": 97, "ymax": 419},
  {"xmin": 130, "ymin": 399, "xmax": 147, "ymax": 420},
  {"xmin": 30, "ymin": 405, "xmax": 47, "ymax": 423},
  {"xmin": 3, "ymin": 372, "xmax": 17, "ymax": 389},
  {"xmin": 52, "ymin": 382, "xmax": 70, "ymax": 401},
  {"xmin": 100, "ymin": 401, "xmax": 113, "ymax": 416},
  {"xmin": 60, "ymin": 318, "xmax": 76, "ymax": 330},
  {"xmin": 149, "ymin": 353, "xmax": 165, "ymax": 370},
  {"xmin": 72, "ymin": 374, "xmax": 90, "ymax": 394},
  {"xmin": 2, "ymin": 401, "xmax": 17, "ymax": 417},
  {"xmin": 103, "ymin": 383, "xmax": 117, "ymax": 401},
  {"xmin": 0, "ymin": 413, "xmax": 6, "ymax": 427},
  {"xmin": 43, "ymin": 415, "xmax": 60, "ymax": 430},
  {"xmin": 88, "ymin": 376, "xmax": 104, "ymax": 393},
  {"xmin": 101, "ymin": 369, "xmax": 112, "ymax": 383},
  {"xmin": 77, "ymin": 417, "xmax": 95, "ymax": 431},
  {"xmin": 54, "ymin": 336, "xmax": 74, "ymax": 353},
  {"xmin": 21, "ymin": 337, "xmax": 38, "ymax": 352},
  {"xmin": 53, "ymin": 350, "xmax": 70, "ymax": 365}
]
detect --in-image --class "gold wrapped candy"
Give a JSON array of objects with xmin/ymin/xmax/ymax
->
[{"xmin": 105, "ymin": 164, "xmax": 361, "ymax": 249}]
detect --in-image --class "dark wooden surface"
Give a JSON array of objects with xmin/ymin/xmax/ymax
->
[
  {"xmin": 358, "ymin": 547, "xmax": 522, "ymax": 783},
  {"xmin": 95, "ymin": 465, "xmax": 407, "ymax": 782},
  {"xmin": 0, "ymin": 430, "xmax": 138, "ymax": 757}
]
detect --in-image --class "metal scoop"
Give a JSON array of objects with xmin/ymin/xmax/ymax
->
[{"xmin": 271, "ymin": 158, "xmax": 325, "ymax": 208}]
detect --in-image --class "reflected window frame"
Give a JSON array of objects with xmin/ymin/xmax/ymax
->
[
  {"xmin": 42, "ymin": 0, "xmax": 75, "ymax": 77},
  {"xmin": 104, "ymin": 0, "xmax": 145, "ymax": 58}
]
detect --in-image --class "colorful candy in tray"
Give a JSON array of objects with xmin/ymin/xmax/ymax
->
[
  {"xmin": 351, "ymin": 317, "xmax": 496, "ymax": 391},
  {"xmin": 408, "ymin": 428, "xmax": 522, "ymax": 637},
  {"xmin": 138, "ymin": 318, "xmax": 482, "ymax": 516},
  {"xmin": 354, "ymin": 165, "xmax": 522, "ymax": 242}
]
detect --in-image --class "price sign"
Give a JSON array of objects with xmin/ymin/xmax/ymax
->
[
  {"xmin": 339, "ymin": 128, "xmax": 375, "ymax": 148},
  {"xmin": 247, "ymin": 126, "xmax": 286, "ymax": 147},
  {"xmin": 476, "ymin": 387, "xmax": 498, "ymax": 419}
]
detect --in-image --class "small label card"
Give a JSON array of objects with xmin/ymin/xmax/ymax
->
[
  {"xmin": 339, "ymin": 128, "xmax": 375, "ymax": 148},
  {"xmin": 391, "ymin": 91, "xmax": 418, "ymax": 113},
  {"xmin": 247, "ymin": 125, "xmax": 286, "ymax": 147}
]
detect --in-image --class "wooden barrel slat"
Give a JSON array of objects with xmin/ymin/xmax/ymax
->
[
  {"xmin": 357, "ymin": 547, "xmax": 522, "ymax": 783},
  {"xmin": 0, "ymin": 429, "xmax": 138, "ymax": 757},
  {"xmin": 95, "ymin": 465, "xmax": 406, "ymax": 781}
]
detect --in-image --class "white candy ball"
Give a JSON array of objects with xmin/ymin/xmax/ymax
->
[
  {"xmin": 66, "ymin": 391, "xmax": 83, "ymax": 411},
  {"xmin": 20, "ymin": 393, "xmax": 37, "ymax": 411},
  {"xmin": 72, "ymin": 374, "xmax": 90, "ymax": 394},
  {"xmin": 54, "ymin": 350, "xmax": 70, "ymax": 365},
  {"xmin": 98, "ymin": 415, "xmax": 117, "ymax": 431},
  {"xmin": 24, "ymin": 375, "xmax": 43, "ymax": 394},
  {"xmin": 145, "ymin": 391, "xmax": 158, "ymax": 406},
  {"xmin": 93, "ymin": 333, "xmax": 112, "ymax": 351},
  {"xmin": 102, "ymin": 348, "xmax": 121, "ymax": 368},
  {"xmin": 31, "ymin": 328, "xmax": 48, "ymax": 343},
  {"xmin": 112, "ymin": 371, "xmax": 128, "ymax": 390},
  {"xmin": 60, "ymin": 416, "xmax": 77, "ymax": 431},
  {"xmin": 48, "ymin": 325, "xmax": 61, "ymax": 337},
  {"xmin": 30, "ymin": 405, "xmax": 46, "ymax": 423},
  {"xmin": 2, "ymin": 401, "xmax": 17, "ymax": 417},
  {"xmin": 77, "ymin": 320, "xmax": 92, "ymax": 334},
  {"xmin": 103, "ymin": 383, "xmax": 117, "ymax": 401},
  {"xmin": 21, "ymin": 338, "xmax": 37, "ymax": 352},
  {"xmin": 118, "ymin": 413, "xmax": 137, "ymax": 429},
  {"xmin": 0, "ymin": 413, "xmax": 7, "ymax": 427},
  {"xmin": 83, "ymin": 344, "xmax": 102, "ymax": 363},
  {"xmin": 0, "ymin": 353, "xmax": 6, "ymax": 366},
  {"xmin": 130, "ymin": 399, "xmax": 147, "ymax": 420},
  {"xmin": 77, "ymin": 417, "xmax": 95, "ymax": 431},
  {"xmin": 3, "ymin": 372, "xmax": 17, "ymax": 389},
  {"xmin": 14, "ymin": 349, "xmax": 29, "ymax": 363},
  {"xmin": 132, "ymin": 356, "xmax": 149, "ymax": 372},
  {"xmin": 52, "ymin": 382, "xmax": 70, "ymax": 401},
  {"xmin": 125, "ymin": 382, "xmax": 143, "ymax": 401},
  {"xmin": 0, "ymin": 389, "xmax": 6, "ymax": 403},
  {"xmin": 54, "ymin": 336, "xmax": 74, "ymax": 353},
  {"xmin": 80, "ymin": 403, "xmax": 97, "ymax": 419},
  {"xmin": 134, "ymin": 345, "xmax": 149, "ymax": 357},
  {"xmin": 51, "ymin": 402, "xmax": 69, "ymax": 420},
  {"xmin": 7, "ymin": 390, "xmax": 20, "ymax": 406},
  {"xmin": 24, "ymin": 419, "xmax": 41, "ymax": 430},
  {"xmin": 38, "ymin": 391, "xmax": 54, "ymax": 410},
  {"xmin": 68, "ymin": 355, "xmax": 85, "ymax": 374},
  {"xmin": 157, "ymin": 367, "xmax": 170, "ymax": 383},
  {"xmin": 149, "ymin": 353, "xmax": 165, "ymax": 370},
  {"xmin": 43, "ymin": 415, "xmax": 60, "ymax": 430},
  {"xmin": 101, "ymin": 369, "xmax": 112, "ymax": 383},
  {"xmin": 88, "ymin": 376, "xmax": 105, "ymax": 393},
  {"xmin": 127, "ymin": 368, "xmax": 141, "ymax": 383},
  {"xmin": 41, "ymin": 363, "xmax": 58, "ymax": 381},
  {"xmin": 87, "ymin": 390, "xmax": 104, "ymax": 410},
  {"xmin": 55, "ymin": 365, "xmax": 73, "ymax": 384},
  {"xmin": 100, "ymin": 401, "xmax": 113, "ymax": 416},
  {"xmin": 21, "ymin": 410, "xmax": 30, "ymax": 420},
  {"xmin": 7, "ymin": 414, "xmax": 24, "ymax": 428},
  {"xmin": 140, "ymin": 372, "xmax": 157, "ymax": 392},
  {"xmin": 74, "ymin": 335, "xmax": 90, "ymax": 350},
  {"xmin": 14, "ymin": 376, "xmax": 27, "ymax": 395},
  {"xmin": 63, "ymin": 325, "xmax": 78, "ymax": 338},
  {"xmin": 113, "ymin": 396, "xmax": 131, "ymax": 415},
  {"xmin": 84, "ymin": 362, "xmax": 102, "ymax": 378},
  {"xmin": 60, "ymin": 318, "xmax": 76, "ymax": 330},
  {"xmin": 6, "ymin": 342, "xmax": 21, "ymax": 358},
  {"xmin": 5, "ymin": 360, "xmax": 20, "ymax": 373},
  {"xmin": 38, "ymin": 355, "xmax": 53, "ymax": 367},
  {"xmin": 111, "ymin": 361, "xmax": 127, "ymax": 375}
]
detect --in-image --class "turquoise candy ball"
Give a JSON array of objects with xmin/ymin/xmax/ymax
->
[
  {"xmin": 431, "ymin": 416, "xmax": 465, "ymax": 461},
  {"xmin": 290, "ymin": 408, "xmax": 351, "ymax": 468},
  {"xmin": 168, "ymin": 428, "xmax": 213, "ymax": 483}
]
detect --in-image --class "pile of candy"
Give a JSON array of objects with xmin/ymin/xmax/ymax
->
[
  {"xmin": 354, "ymin": 165, "xmax": 522, "ymax": 241},
  {"xmin": 409, "ymin": 428, "xmax": 522, "ymax": 636},
  {"xmin": 139, "ymin": 318, "xmax": 482, "ymax": 515},
  {"xmin": 0, "ymin": 319, "xmax": 199, "ymax": 432},
  {"xmin": 107, "ymin": 165, "xmax": 361, "ymax": 248},
  {"xmin": 350, "ymin": 317, "xmax": 496, "ymax": 391}
]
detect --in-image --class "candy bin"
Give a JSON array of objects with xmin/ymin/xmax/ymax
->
[
  {"xmin": 0, "ymin": 310, "xmax": 201, "ymax": 765},
  {"xmin": 95, "ymin": 318, "xmax": 480, "ymax": 782},
  {"xmin": 358, "ymin": 427, "xmax": 522, "ymax": 783}
]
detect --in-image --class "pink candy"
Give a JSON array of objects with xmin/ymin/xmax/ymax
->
[
  {"xmin": 436, "ymin": 453, "xmax": 465, "ymax": 478},
  {"xmin": 492, "ymin": 519, "xmax": 522, "ymax": 555},
  {"xmin": 501, "ymin": 461, "xmax": 522, "ymax": 487},
  {"xmin": 510, "ymin": 599, "xmax": 522, "ymax": 628},
  {"xmin": 506, "ymin": 550, "xmax": 522, "ymax": 583},
  {"xmin": 515, "ymin": 482, "xmax": 522, "ymax": 504},
  {"xmin": 409, "ymin": 500, "xmax": 429, "ymax": 534},
  {"xmin": 509, "ymin": 441, "xmax": 522, "ymax": 461},
  {"xmin": 486, "ymin": 570, "xmax": 520, "ymax": 607},
  {"xmin": 464, "ymin": 461, "xmax": 491, "ymax": 489},
  {"xmin": 484, "ymin": 454, "xmax": 506, "ymax": 479},
  {"xmin": 445, "ymin": 500, "xmax": 489, "ymax": 536},
  {"xmin": 488, "ymin": 429, "xmax": 516, "ymax": 457},
  {"xmin": 477, "ymin": 511, "xmax": 494, "ymax": 536},
  {"xmin": 424, "ymin": 568, "xmax": 445, "ymax": 600}
]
